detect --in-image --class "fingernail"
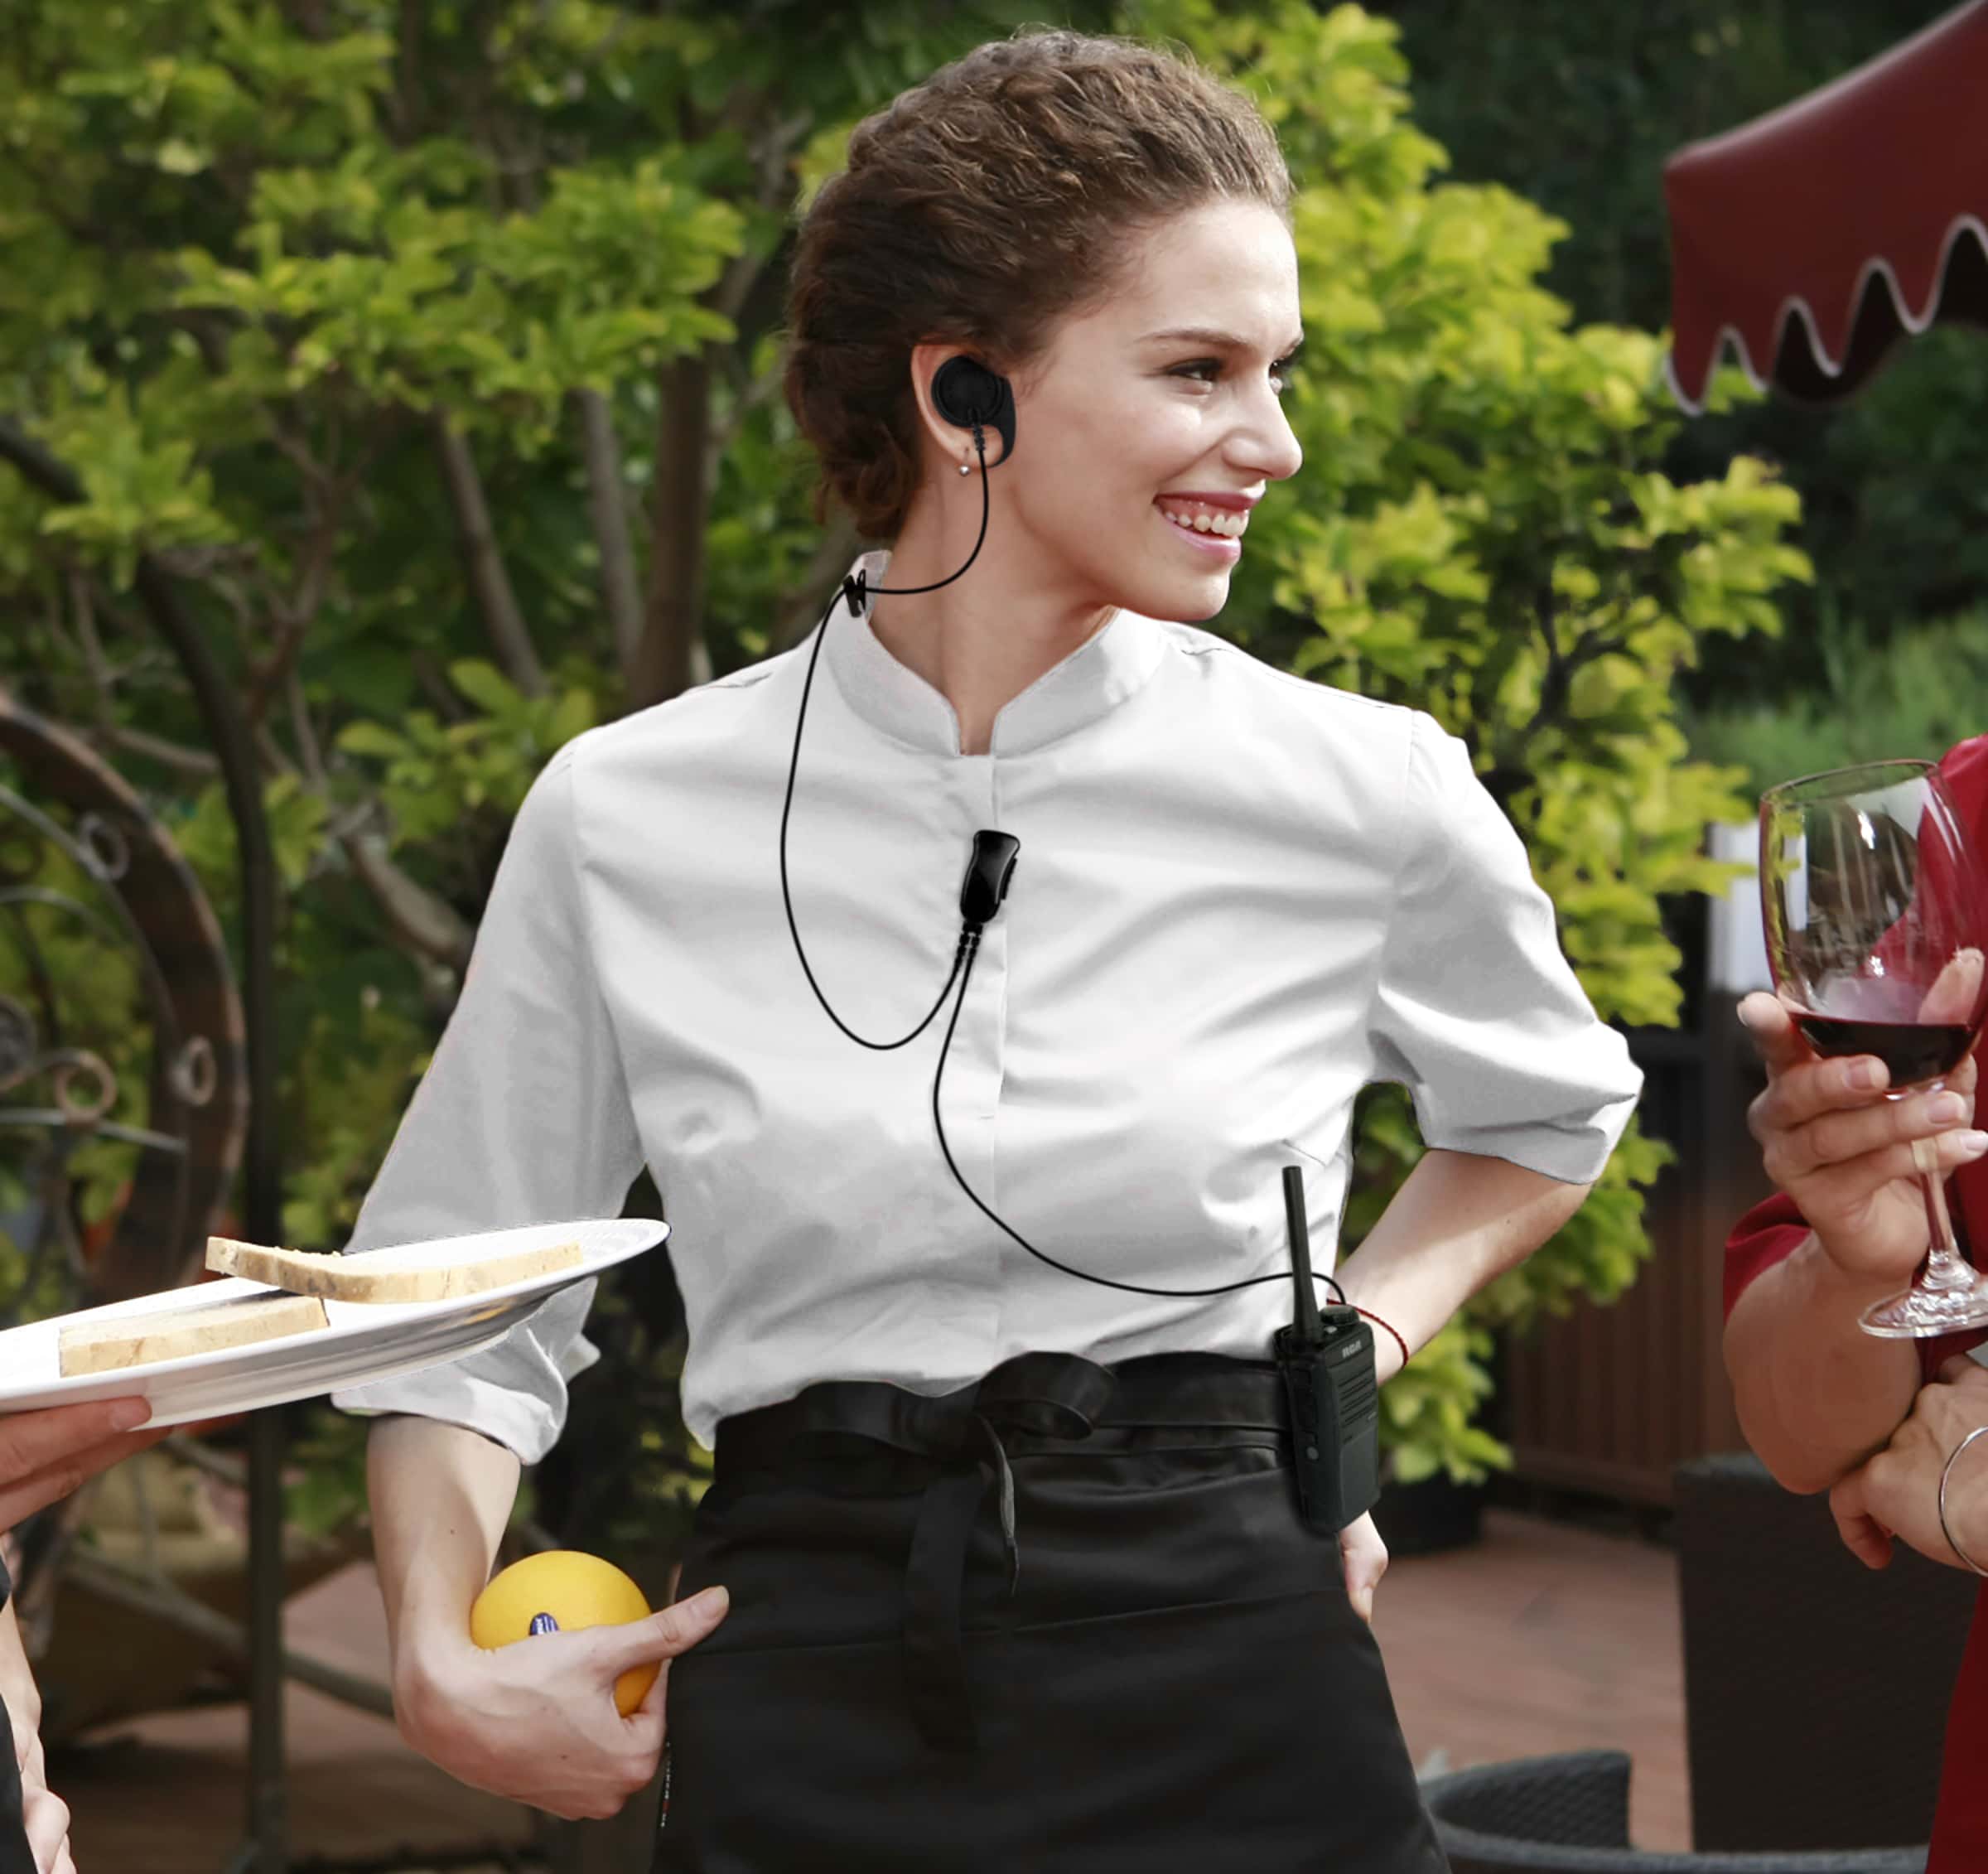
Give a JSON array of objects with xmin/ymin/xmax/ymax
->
[
  {"xmin": 1961, "ymin": 1132, "xmax": 1988, "ymax": 1159},
  {"xmin": 684, "ymin": 1585, "xmax": 729, "ymax": 1621},
  {"xmin": 1850, "ymin": 1060, "xmax": 1884, "ymax": 1090},
  {"xmin": 113, "ymin": 1399, "xmax": 152, "ymax": 1431},
  {"xmin": 1928, "ymin": 1093, "xmax": 1967, "ymax": 1123}
]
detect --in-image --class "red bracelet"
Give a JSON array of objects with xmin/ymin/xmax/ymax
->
[{"xmin": 1353, "ymin": 1307, "xmax": 1411, "ymax": 1374}]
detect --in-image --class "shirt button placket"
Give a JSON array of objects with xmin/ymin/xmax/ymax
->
[{"xmin": 949, "ymin": 752, "xmax": 1007, "ymax": 1176}]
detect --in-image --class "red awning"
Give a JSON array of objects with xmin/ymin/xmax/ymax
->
[{"xmin": 1663, "ymin": 0, "xmax": 1988, "ymax": 412}]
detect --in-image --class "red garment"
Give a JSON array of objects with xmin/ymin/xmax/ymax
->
[{"xmin": 1725, "ymin": 732, "xmax": 1988, "ymax": 1869}]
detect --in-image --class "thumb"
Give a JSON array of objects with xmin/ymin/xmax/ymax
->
[
  {"xmin": 590, "ymin": 1587, "xmax": 731, "ymax": 1676},
  {"xmin": 1345, "ymin": 1572, "xmax": 1374, "ymax": 1625},
  {"xmin": 1923, "ymin": 947, "xmax": 1986, "ymax": 1027},
  {"xmin": 1736, "ymin": 993, "xmax": 1809, "ymax": 1075},
  {"xmin": 1828, "ymin": 1470, "xmax": 1894, "ymax": 1571},
  {"xmin": 1338, "ymin": 1514, "xmax": 1386, "ymax": 1625}
]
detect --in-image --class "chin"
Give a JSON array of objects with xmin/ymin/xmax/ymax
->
[{"xmin": 1122, "ymin": 566, "xmax": 1232, "ymax": 625}]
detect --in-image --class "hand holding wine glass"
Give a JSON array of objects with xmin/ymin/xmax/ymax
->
[
  {"xmin": 1741, "ymin": 990, "xmax": 1986, "ymax": 1291},
  {"xmin": 1759, "ymin": 761, "xmax": 1988, "ymax": 1336}
]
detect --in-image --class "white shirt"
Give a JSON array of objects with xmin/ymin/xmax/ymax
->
[{"xmin": 333, "ymin": 551, "xmax": 1643, "ymax": 1461}]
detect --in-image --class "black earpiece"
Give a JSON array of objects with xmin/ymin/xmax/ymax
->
[{"xmin": 931, "ymin": 355, "xmax": 1016, "ymax": 466}]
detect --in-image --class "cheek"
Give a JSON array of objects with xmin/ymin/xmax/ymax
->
[{"xmin": 1019, "ymin": 395, "xmax": 1203, "ymax": 520}]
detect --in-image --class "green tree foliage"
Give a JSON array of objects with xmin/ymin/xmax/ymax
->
[
  {"xmin": 1381, "ymin": 0, "xmax": 1988, "ymax": 688},
  {"xmin": 0, "ymin": 0, "xmax": 1116, "ymax": 1556},
  {"xmin": 0, "ymin": 1, "xmax": 1805, "ymax": 1519},
  {"xmin": 1684, "ymin": 605, "xmax": 1988, "ymax": 799}
]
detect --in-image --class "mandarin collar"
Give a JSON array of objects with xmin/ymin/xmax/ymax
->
[{"xmin": 818, "ymin": 550, "xmax": 1165, "ymax": 758}]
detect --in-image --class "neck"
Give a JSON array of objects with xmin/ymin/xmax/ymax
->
[{"xmin": 867, "ymin": 483, "xmax": 1114, "ymax": 757}]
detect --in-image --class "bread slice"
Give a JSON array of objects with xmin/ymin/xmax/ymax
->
[
  {"xmin": 204, "ymin": 1234, "xmax": 585, "ymax": 1303},
  {"xmin": 59, "ymin": 1292, "xmax": 330, "ymax": 1377}
]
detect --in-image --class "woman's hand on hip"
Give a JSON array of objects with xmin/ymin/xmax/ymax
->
[
  {"xmin": 393, "ymin": 1585, "xmax": 729, "ymax": 1820},
  {"xmin": 1339, "ymin": 1512, "xmax": 1387, "ymax": 1623}
]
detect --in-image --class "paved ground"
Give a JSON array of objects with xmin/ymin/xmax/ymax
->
[
  {"xmin": 55, "ymin": 1506, "xmax": 1688, "ymax": 1869},
  {"xmin": 1378, "ymin": 1507, "xmax": 1688, "ymax": 1852}
]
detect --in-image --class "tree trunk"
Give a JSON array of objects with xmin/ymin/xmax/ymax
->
[
  {"xmin": 344, "ymin": 828, "xmax": 473, "ymax": 968},
  {"xmin": 630, "ymin": 351, "xmax": 712, "ymax": 711},
  {"xmin": 576, "ymin": 388, "xmax": 644, "ymax": 689},
  {"xmin": 434, "ymin": 416, "xmax": 547, "ymax": 698},
  {"xmin": 774, "ymin": 514, "xmax": 864, "ymax": 654}
]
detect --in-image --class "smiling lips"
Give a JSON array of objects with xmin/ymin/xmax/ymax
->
[{"xmin": 1155, "ymin": 493, "xmax": 1253, "ymax": 552}]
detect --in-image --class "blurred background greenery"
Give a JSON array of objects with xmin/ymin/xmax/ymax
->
[{"xmin": 0, "ymin": 0, "xmax": 1972, "ymax": 1582}]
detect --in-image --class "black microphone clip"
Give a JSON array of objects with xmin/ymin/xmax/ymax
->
[
  {"xmin": 842, "ymin": 568, "xmax": 869, "ymax": 617},
  {"xmin": 959, "ymin": 831, "xmax": 1021, "ymax": 930}
]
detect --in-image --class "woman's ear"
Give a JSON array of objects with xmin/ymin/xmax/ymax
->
[{"xmin": 909, "ymin": 341, "xmax": 1012, "ymax": 471}]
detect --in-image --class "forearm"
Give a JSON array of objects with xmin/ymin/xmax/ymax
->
[
  {"xmin": 1724, "ymin": 1230, "xmax": 1921, "ymax": 1495},
  {"xmin": 1334, "ymin": 1147, "xmax": 1595, "ymax": 1383},
  {"xmin": 367, "ymin": 1415, "xmax": 521, "ymax": 1698},
  {"xmin": 0, "ymin": 1601, "xmax": 36, "ymax": 1741}
]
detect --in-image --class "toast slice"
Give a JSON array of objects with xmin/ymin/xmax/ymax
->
[
  {"xmin": 204, "ymin": 1234, "xmax": 585, "ymax": 1303},
  {"xmin": 59, "ymin": 1292, "xmax": 330, "ymax": 1377}
]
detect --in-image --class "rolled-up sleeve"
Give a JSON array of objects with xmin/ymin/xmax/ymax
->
[
  {"xmin": 1364, "ymin": 710, "xmax": 1643, "ymax": 1184},
  {"xmin": 331, "ymin": 740, "xmax": 645, "ymax": 1464}
]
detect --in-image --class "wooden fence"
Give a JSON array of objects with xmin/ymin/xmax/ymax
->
[{"xmin": 1501, "ymin": 990, "xmax": 1775, "ymax": 1507}]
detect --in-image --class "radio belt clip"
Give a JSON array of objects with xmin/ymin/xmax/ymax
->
[{"xmin": 1271, "ymin": 1164, "xmax": 1380, "ymax": 1535}]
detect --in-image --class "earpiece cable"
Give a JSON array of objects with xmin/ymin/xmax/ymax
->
[{"xmin": 778, "ymin": 417, "xmax": 1414, "ymax": 1370}]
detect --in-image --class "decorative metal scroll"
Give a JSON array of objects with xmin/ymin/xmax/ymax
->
[{"xmin": 0, "ymin": 685, "xmax": 246, "ymax": 1311}]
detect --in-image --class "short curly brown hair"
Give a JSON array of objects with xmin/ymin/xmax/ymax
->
[{"xmin": 783, "ymin": 31, "xmax": 1292, "ymax": 541}]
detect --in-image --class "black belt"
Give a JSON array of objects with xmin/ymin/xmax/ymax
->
[{"xmin": 712, "ymin": 1350, "xmax": 1289, "ymax": 1751}]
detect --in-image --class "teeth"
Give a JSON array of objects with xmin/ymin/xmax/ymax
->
[{"xmin": 1159, "ymin": 503, "xmax": 1247, "ymax": 539}]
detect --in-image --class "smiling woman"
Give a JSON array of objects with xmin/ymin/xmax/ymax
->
[
  {"xmin": 338, "ymin": 26, "xmax": 1638, "ymax": 1874},
  {"xmin": 793, "ymin": 190, "xmax": 1307, "ymax": 754},
  {"xmin": 784, "ymin": 35, "xmax": 1296, "ymax": 539}
]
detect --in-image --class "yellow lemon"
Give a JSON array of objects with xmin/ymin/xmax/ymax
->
[{"xmin": 469, "ymin": 1549, "xmax": 658, "ymax": 1717}]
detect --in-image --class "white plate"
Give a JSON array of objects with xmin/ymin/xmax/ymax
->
[{"xmin": 0, "ymin": 1219, "xmax": 668, "ymax": 1428}]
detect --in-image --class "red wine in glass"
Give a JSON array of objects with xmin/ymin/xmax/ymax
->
[
  {"xmin": 1792, "ymin": 1014, "xmax": 1976, "ymax": 1089},
  {"xmin": 1761, "ymin": 759, "xmax": 1988, "ymax": 1338}
]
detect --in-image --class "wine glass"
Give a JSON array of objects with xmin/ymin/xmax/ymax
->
[{"xmin": 1759, "ymin": 760, "xmax": 1988, "ymax": 1337}]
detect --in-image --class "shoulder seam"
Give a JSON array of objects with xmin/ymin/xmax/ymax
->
[
  {"xmin": 703, "ymin": 663, "xmax": 781, "ymax": 693},
  {"xmin": 562, "ymin": 659, "xmax": 785, "ymax": 763},
  {"xmin": 1158, "ymin": 623, "xmax": 1402, "ymax": 716}
]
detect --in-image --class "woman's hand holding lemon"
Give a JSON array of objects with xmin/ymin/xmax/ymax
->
[
  {"xmin": 470, "ymin": 1551, "xmax": 667, "ymax": 1716},
  {"xmin": 394, "ymin": 1551, "xmax": 729, "ymax": 1822}
]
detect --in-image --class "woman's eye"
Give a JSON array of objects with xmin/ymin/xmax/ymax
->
[{"xmin": 1169, "ymin": 356, "xmax": 1300, "ymax": 394}]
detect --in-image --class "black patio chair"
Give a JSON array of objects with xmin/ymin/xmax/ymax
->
[
  {"xmin": 1675, "ymin": 1451, "xmax": 1977, "ymax": 1852},
  {"xmin": 1423, "ymin": 1751, "xmax": 1926, "ymax": 1872}
]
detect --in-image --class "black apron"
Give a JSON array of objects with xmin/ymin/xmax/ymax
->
[
  {"xmin": 655, "ymin": 1350, "xmax": 1448, "ymax": 1873},
  {"xmin": 0, "ymin": 1558, "xmax": 32, "ymax": 1874}
]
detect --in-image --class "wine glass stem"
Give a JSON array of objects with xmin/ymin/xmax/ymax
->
[{"xmin": 1912, "ymin": 1133, "xmax": 1973, "ymax": 1292}]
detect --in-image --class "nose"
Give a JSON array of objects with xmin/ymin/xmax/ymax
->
[{"xmin": 1228, "ymin": 381, "xmax": 1303, "ymax": 485}]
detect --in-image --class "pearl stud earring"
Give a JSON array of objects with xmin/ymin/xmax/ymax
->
[{"xmin": 958, "ymin": 461, "xmax": 972, "ymax": 476}]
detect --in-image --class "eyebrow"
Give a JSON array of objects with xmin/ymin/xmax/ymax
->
[{"xmin": 1138, "ymin": 326, "xmax": 1305, "ymax": 355}]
